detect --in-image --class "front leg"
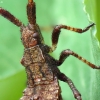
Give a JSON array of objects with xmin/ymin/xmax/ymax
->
[{"xmin": 50, "ymin": 23, "xmax": 95, "ymax": 52}]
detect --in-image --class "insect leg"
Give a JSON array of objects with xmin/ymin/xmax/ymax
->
[
  {"xmin": 51, "ymin": 23, "xmax": 95, "ymax": 52},
  {"xmin": 27, "ymin": 0, "xmax": 36, "ymax": 25},
  {"xmin": 58, "ymin": 49, "xmax": 100, "ymax": 69},
  {"xmin": 0, "ymin": 8, "xmax": 22, "ymax": 27},
  {"xmin": 57, "ymin": 72, "xmax": 82, "ymax": 100}
]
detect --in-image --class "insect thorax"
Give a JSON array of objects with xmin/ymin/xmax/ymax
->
[{"xmin": 20, "ymin": 45, "xmax": 61, "ymax": 100}]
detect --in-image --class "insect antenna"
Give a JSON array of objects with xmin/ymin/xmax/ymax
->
[{"xmin": 27, "ymin": 0, "xmax": 36, "ymax": 25}]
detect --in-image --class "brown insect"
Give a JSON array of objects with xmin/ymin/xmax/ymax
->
[{"xmin": 0, "ymin": 0, "xmax": 100, "ymax": 100}]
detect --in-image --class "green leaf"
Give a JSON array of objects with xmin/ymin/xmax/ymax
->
[
  {"xmin": 84, "ymin": 0, "xmax": 100, "ymax": 100},
  {"xmin": 0, "ymin": 0, "xmax": 97, "ymax": 100}
]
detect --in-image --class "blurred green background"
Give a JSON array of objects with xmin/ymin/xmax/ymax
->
[
  {"xmin": 0, "ymin": 0, "xmax": 98, "ymax": 100},
  {"xmin": 84, "ymin": 0, "xmax": 100, "ymax": 100}
]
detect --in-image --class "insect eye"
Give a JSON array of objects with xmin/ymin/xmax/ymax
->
[{"xmin": 33, "ymin": 33, "xmax": 39, "ymax": 38}]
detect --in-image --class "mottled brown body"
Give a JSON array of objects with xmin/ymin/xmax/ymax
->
[
  {"xmin": 20, "ymin": 45, "xmax": 61, "ymax": 100},
  {"xmin": 19, "ymin": 24, "xmax": 62, "ymax": 100},
  {"xmin": 0, "ymin": 0, "xmax": 100, "ymax": 100}
]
